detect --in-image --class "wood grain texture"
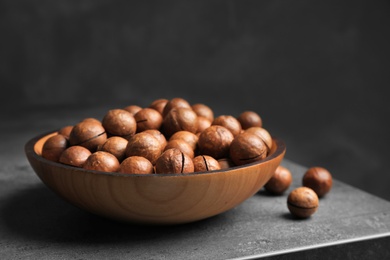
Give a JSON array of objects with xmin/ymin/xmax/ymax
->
[{"xmin": 25, "ymin": 131, "xmax": 286, "ymax": 224}]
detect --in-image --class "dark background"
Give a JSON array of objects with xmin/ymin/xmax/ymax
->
[{"xmin": 1, "ymin": 0, "xmax": 390, "ymax": 200}]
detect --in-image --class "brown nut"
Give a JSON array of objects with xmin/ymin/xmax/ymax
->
[
  {"xmin": 302, "ymin": 167, "xmax": 333, "ymax": 197},
  {"xmin": 59, "ymin": 145, "xmax": 92, "ymax": 167},
  {"xmin": 125, "ymin": 132, "xmax": 163, "ymax": 165},
  {"xmin": 196, "ymin": 116, "xmax": 212, "ymax": 134},
  {"xmin": 41, "ymin": 134, "xmax": 69, "ymax": 162},
  {"xmin": 119, "ymin": 156, "xmax": 154, "ymax": 174},
  {"xmin": 155, "ymin": 148, "xmax": 194, "ymax": 174},
  {"xmin": 264, "ymin": 165, "xmax": 292, "ymax": 195},
  {"xmin": 237, "ymin": 111, "xmax": 263, "ymax": 129},
  {"xmin": 193, "ymin": 155, "xmax": 221, "ymax": 172},
  {"xmin": 218, "ymin": 158, "xmax": 235, "ymax": 169},
  {"xmin": 169, "ymin": 130, "xmax": 199, "ymax": 151},
  {"xmin": 164, "ymin": 139, "xmax": 195, "ymax": 159},
  {"xmin": 198, "ymin": 125, "xmax": 234, "ymax": 159},
  {"xmin": 123, "ymin": 105, "xmax": 142, "ymax": 115},
  {"xmin": 161, "ymin": 107, "xmax": 198, "ymax": 138},
  {"xmin": 245, "ymin": 127, "xmax": 273, "ymax": 151},
  {"xmin": 142, "ymin": 129, "xmax": 167, "ymax": 151},
  {"xmin": 82, "ymin": 117, "xmax": 102, "ymax": 124},
  {"xmin": 148, "ymin": 98, "xmax": 168, "ymax": 115},
  {"xmin": 134, "ymin": 108, "xmax": 163, "ymax": 132},
  {"xmin": 98, "ymin": 136, "xmax": 128, "ymax": 162},
  {"xmin": 212, "ymin": 115, "xmax": 242, "ymax": 137},
  {"xmin": 58, "ymin": 125, "xmax": 73, "ymax": 138},
  {"xmin": 287, "ymin": 187, "xmax": 319, "ymax": 218},
  {"xmin": 83, "ymin": 151, "xmax": 120, "ymax": 172},
  {"xmin": 191, "ymin": 103, "xmax": 214, "ymax": 122},
  {"xmin": 69, "ymin": 120, "xmax": 107, "ymax": 152},
  {"xmin": 102, "ymin": 109, "xmax": 137, "ymax": 138},
  {"xmin": 162, "ymin": 97, "xmax": 191, "ymax": 118},
  {"xmin": 229, "ymin": 132, "xmax": 267, "ymax": 166}
]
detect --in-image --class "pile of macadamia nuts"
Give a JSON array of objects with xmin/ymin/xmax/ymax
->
[{"xmin": 41, "ymin": 97, "xmax": 273, "ymax": 175}]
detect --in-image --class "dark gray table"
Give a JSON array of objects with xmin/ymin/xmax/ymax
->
[{"xmin": 1, "ymin": 107, "xmax": 390, "ymax": 259}]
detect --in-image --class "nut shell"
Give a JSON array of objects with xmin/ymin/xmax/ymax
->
[
  {"xmin": 237, "ymin": 111, "xmax": 262, "ymax": 129},
  {"xmin": 193, "ymin": 155, "xmax": 221, "ymax": 172},
  {"xmin": 155, "ymin": 148, "xmax": 194, "ymax": 174},
  {"xmin": 245, "ymin": 127, "xmax": 273, "ymax": 151},
  {"xmin": 218, "ymin": 158, "xmax": 235, "ymax": 169},
  {"xmin": 287, "ymin": 187, "xmax": 319, "ymax": 218},
  {"xmin": 302, "ymin": 167, "xmax": 333, "ymax": 197},
  {"xmin": 161, "ymin": 107, "xmax": 198, "ymax": 138},
  {"xmin": 57, "ymin": 125, "xmax": 73, "ymax": 138},
  {"xmin": 191, "ymin": 103, "xmax": 214, "ymax": 122},
  {"xmin": 196, "ymin": 116, "xmax": 212, "ymax": 134},
  {"xmin": 98, "ymin": 136, "xmax": 128, "ymax": 162},
  {"xmin": 162, "ymin": 97, "xmax": 191, "ymax": 118},
  {"xmin": 134, "ymin": 108, "xmax": 163, "ymax": 132},
  {"xmin": 125, "ymin": 132, "xmax": 163, "ymax": 165},
  {"xmin": 198, "ymin": 125, "xmax": 234, "ymax": 159},
  {"xmin": 212, "ymin": 115, "xmax": 242, "ymax": 137},
  {"xmin": 69, "ymin": 120, "xmax": 107, "ymax": 151},
  {"xmin": 59, "ymin": 145, "xmax": 92, "ymax": 167},
  {"xmin": 83, "ymin": 151, "xmax": 120, "ymax": 172},
  {"xmin": 169, "ymin": 130, "xmax": 199, "ymax": 151},
  {"xmin": 102, "ymin": 109, "xmax": 137, "ymax": 138},
  {"xmin": 41, "ymin": 134, "xmax": 69, "ymax": 162},
  {"xmin": 164, "ymin": 139, "xmax": 195, "ymax": 158},
  {"xmin": 229, "ymin": 132, "xmax": 267, "ymax": 166},
  {"xmin": 148, "ymin": 98, "xmax": 168, "ymax": 115},
  {"xmin": 119, "ymin": 156, "xmax": 154, "ymax": 174},
  {"xmin": 264, "ymin": 165, "xmax": 292, "ymax": 195},
  {"xmin": 123, "ymin": 105, "xmax": 142, "ymax": 115}
]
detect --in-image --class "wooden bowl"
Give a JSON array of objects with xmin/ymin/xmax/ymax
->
[{"xmin": 25, "ymin": 131, "xmax": 286, "ymax": 225}]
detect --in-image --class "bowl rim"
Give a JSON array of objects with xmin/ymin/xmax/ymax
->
[{"xmin": 25, "ymin": 130, "xmax": 286, "ymax": 178}]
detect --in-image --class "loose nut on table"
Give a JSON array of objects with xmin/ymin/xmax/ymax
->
[{"xmin": 287, "ymin": 187, "xmax": 319, "ymax": 218}]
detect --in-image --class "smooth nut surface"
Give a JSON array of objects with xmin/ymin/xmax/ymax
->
[
  {"xmin": 229, "ymin": 132, "xmax": 267, "ymax": 166},
  {"xmin": 162, "ymin": 97, "xmax": 191, "ymax": 118},
  {"xmin": 119, "ymin": 156, "xmax": 154, "ymax": 174},
  {"xmin": 196, "ymin": 116, "xmax": 212, "ymax": 134},
  {"xmin": 102, "ymin": 109, "xmax": 137, "ymax": 138},
  {"xmin": 169, "ymin": 130, "xmax": 199, "ymax": 151},
  {"xmin": 302, "ymin": 167, "xmax": 333, "ymax": 197},
  {"xmin": 198, "ymin": 125, "xmax": 234, "ymax": 159},
  {"xmin": 134, "ymin": 108, "xmax": 163, "ymax": 132},
  {"xmin": 125, "ymin": 132, "xmax": 162, "ymax": 165},
  {"xmin": 142, "ymin": 129, "xmax": 167, "ymax": 151},
  {"xmin": 218, "ymin": 158, "xmax": 235, "ymax": 169},
  {"xmin": 41, "ymin": 134, "xmax": 69, "ymax": 162},
  {"xmin": 59, "ymin": 145, "xmax": 92, "ymax": 167},
  {"xmin": 161, "ymin": 107, "xmax": 198, "ymax": 138},
  {"xmin": 264, "ymin": 165, "xmax": 292, "ymax": 195},
  {"xmin": 57, "ymin": 125, "xmax": 73, "ymax": 138},
  {"xmin": 164, "ymin": 139, "xmax": 195, "ymax": 159},
  {"xmin": 148, "ymin": 98, "xmax": 168, "ymax": 115},
  {"xmin": 245, "ymin": 127, "xmax": 273, "ymax": 151},
  {"xmin": 98, "ymin": 136, "xmax": 128, "ymax": 162},
  {"xmin": 191, "ymin": 103, "xmax": 214, "ymax": 122},
  {"xmin": 212, "ymin": 115, "xmax": 242, "ymax": 137},
  {"xmin": 237, "ymin": 111, "xmax": 262, "ymax": 129},
  {"xmin": 287, "ymin": 187, "xmax": 319, "ymax": 218},
  {"xmin": 69, "ymin": 120, "xmax": 107, "ymax": 151},
  {"xmin": 83, "ymin": 151, "xmax": 120, "ymax": 172},
  {"xmin": 123, "ymin": 105, "xmax": 142, "ymax": 115}
]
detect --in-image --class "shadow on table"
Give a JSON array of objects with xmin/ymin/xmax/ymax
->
[{"xmin": 1, "ymin": 184, "xmax": 229, "ymax": 245}]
